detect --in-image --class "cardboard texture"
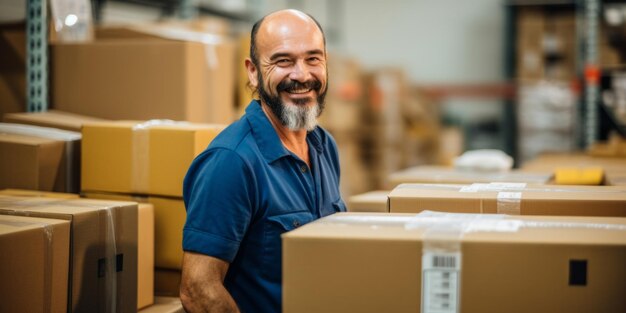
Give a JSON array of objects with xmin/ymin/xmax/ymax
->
[
  {"xmin": 347, "ymin": 190, "xmax": 390, "ymax": 213},
  {"xmin": 0, "ymin": 133, "xmax": 65, "ymax": 191},
  {"xmin": 0, "ymin": 123, "xmax": 82, "ymax": 192},
  {"xmin": 81, "ymin": 191, "xmax": 156, "ymax": 308},
  {"xmin": 81, "ymin": 121, "xmax": 224, "ymax": 197},
  {"xmin": 3, "ymin": 110, "xmax": 107, "ymax": 132},
  {"xmin": 52, "ymin": 26, "xmax": 236, "ymax": 124},
  {"xmin": 0, "ymin": 215, "xmax": 70, "ymax": 313},
  {"xmin": 283, "ymin": 212, "xmax": 626, "ymax": 313},
  {"xmin": 0, "ymin": 188, "xmax": 79, "ymax": 199},
  {"xmin": 387, "ymin": 165, "xmax": 552, "ymax": 187},
  {"xmin": 138, "ymin": 296, "xmax": 184, "ymax": 313},
  {"xmin": 84, "ymin": 191, "xmax": 185, "ymax": 270},
  {"xmin": 521, "ymin": 153, "xmax": 626, "ymax": 175},
  {"xmin": 154, "ymin": 268, "xmax": 182, "ymax": 297},
  {"xmin": 0, "ymin": 196, "xmax": 138, "ymax": 313},
  {"xmin": 388, "ymin": 183, "xmax": 626, "ymax": 217}
]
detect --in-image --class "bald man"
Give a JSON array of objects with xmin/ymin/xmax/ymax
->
[{"xmin": 180, "ymin": 10, "xmax": 346, "ymax": 313}]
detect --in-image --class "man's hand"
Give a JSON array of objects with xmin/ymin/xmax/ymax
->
[{"xmin": 180, "ymin": 252, "xmax": 240, "ymax": 313}]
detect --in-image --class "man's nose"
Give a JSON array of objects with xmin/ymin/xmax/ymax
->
[{"xmin": 289, "ymin": 60, "xmax": 312, "ymax": 82}]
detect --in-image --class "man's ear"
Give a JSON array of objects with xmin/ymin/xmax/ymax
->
[{"xmin": 245, "ymin": 59, "xmax": 258, "ymax": 88}]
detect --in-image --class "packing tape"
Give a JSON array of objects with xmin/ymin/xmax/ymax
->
[
  {"xmin": 131, "ymin": 120, "xmax": 189, "ymax": 194},
  {"xmin": 0, "ymin": 219, "xmax": 53, "ymax": 313},
  {"xmin": 0, "ymin": 196, "xmax": 132, "ymax": 313},
  {"xmin": 496, "ymin": 191, "xmax": 522, "ymax": 215}
]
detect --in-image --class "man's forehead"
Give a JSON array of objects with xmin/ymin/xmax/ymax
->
[{"xmin": 256, "ymin": 11, "xmax": 324, "ymax": 55}]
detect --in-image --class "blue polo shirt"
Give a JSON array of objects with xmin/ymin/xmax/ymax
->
[{"xmin": 183, "ymin": 100, "xmax": 346, "ymax": 313}]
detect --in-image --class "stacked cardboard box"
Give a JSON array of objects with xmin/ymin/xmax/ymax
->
[
  {"xmin": 521, "ymin": 153, "xmax": 626, "ymax": 186},
  {"xmin": 283, "ymin": 212, "xmax": 626, "ymax": 313},
  {"xmin": 387, "ymin": 165, "xmax": 552, "ymax": 189},
  {"xmin": 0, "ymin": 195, "xmax": 138, "ymax": 312},
  {"xmin": 3, "ymin": 110, "xmax": 107, "ymax": 132},
  {"xmin": 388, "ymin": 183, "xmax": 626, "ymax": 216},
  {"xmin": 52, "ymin": 25, "xmax": 236, "ymax": 124},
  {"xmin": 81, "ymin": 120, "xmax": 225, "ymax": 299},
  {"xmin": 0, "ymin": 214, "xmax": 70, "ymax": 313},
  {"xmin": 0, "ymin": 123, "xmax": 81, "ymax": 192},
  {"xmin": 347, "ymin": 190, "xmax": 389, "ymax": 213}
]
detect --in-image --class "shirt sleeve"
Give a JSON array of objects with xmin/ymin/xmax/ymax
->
[{"xmin": 182, "ymin": 148, "xmax": 256, "ymax": 263}]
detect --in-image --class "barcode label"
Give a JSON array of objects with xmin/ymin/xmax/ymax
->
[
  {"xmin": 422, "ymin": 252, "xmax": 460, "ymax": 313},
  {"xmin": 432, "ymin": 255, "xmax": 456, "ymax": 269}
]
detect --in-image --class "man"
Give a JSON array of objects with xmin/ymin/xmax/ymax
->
[{"xmin": 180, "ymin": 9, "xmax": 346, "ymax": 313}]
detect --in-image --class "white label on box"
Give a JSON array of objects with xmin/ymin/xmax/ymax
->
[
  {"xmin": 489, "ymin": 182, "xmax": 527, "ymax": 190},
  {"xmin": 422, "ymin": 252, "xmax": 461, "ymax": 313}
]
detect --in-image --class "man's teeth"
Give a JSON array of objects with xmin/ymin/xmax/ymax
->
[{"xmin": 287, "ymin": 88, "xmax": 311, "ymax": 94}]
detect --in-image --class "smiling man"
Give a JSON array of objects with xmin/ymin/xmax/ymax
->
[{"xmin": 180, "ymin": 9, "xmax": 346, "ymax": 313}]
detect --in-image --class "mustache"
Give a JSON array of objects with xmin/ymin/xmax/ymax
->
[{"xmin": 277, "ymin": 79, "xmax": 322, "ymax": 93}]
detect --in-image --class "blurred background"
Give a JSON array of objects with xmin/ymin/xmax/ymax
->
[{"xmin": 1, "ymin": 0, "xmax": 625, "ymax": 197}]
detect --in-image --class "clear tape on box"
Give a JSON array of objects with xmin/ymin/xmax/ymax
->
[
  {"xmin": 130, "ymin": 120, "xmax": 190, "ymax": 194},
  {"xmin": 0, "ymin": 196, "xmax": 127, "ymax": 313},
  {"xmin": 0, "ymin": 218, "xmax": 54, "ymax": 313},
  {"xmin": 0, "ymin": 123, "xmax": 82, "ymax": 193},
  {"xmin": 397, "ymin": 182, "xmax": 626, "ymax": 215}
]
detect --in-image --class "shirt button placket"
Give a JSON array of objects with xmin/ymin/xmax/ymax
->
[{"xmin": 300, "ymin": 165, "xmax": 308, "ymax": 173}]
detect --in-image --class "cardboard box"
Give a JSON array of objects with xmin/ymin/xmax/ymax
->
[
  {"xmin": 387, "ymin": 165, "xmax": 552, "ymax": 188},
  {"xmin": 0, "ymin": 188, "xmax": 79, "ymax": 198},
  {"xmin": 0, "ymin": 196, "xmax": 138, "ymax": 313},
  {"xmin": 84, "ymin": 192, "xmax": 185, "ymax": 270},
  {"xmin": 522, "ymin": 153, "xmax": 626, "ymax": 177},
  {"xmin": 3, "ymin": 110, "xmax": 107, "ymax": 132},
  {"xmin": 75, "ymin": 191, "xmax": 155, "ymax": 308},
  {"xmin": 0, "ymin": 215, "xmax": 70, "ymax": 313},
  {"xmin": 388, "ymin": 183, "xmax": 626, "ymax": 216},
  {"xmin": 0, "ymin": 133, "xmax": 65, "ymax": 191},
  {"xmin": 283, "ymin": 212, "xmax": 626, "ymax": 313},
  {"xmin": 139, "ymin": 297, "xmax": 184, "ymax": 313},
  {"xmin": 81, "ymin": 121, "xmax": 224, "ymax": 197},
  {"xmin": 0, "ymin": 123, "xmax": 82, "ymax": 192},
  {"xmin": 52, "ymin": 26, "xmax": 236, "ymax": 124},
  {"xmin": 347, "ymin": 190, "xmax": 389, "ymax": 213},
  {"xmin": 154, "ymin": 268, "xmax": 182, "ymax": 297}
]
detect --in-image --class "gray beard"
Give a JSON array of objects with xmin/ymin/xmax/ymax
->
[{"xmin": 280, "ymin": 100, "xmax": 320, "ymax": 131}]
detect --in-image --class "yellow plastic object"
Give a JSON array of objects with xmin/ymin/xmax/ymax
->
[{"xmin": 554, "ymin": 167, "xmax": 604, "ymax": 185}]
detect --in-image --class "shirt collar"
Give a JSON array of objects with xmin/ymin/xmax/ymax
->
[{"xmin": 245, "ymin": 100, "xmax": 324, "ymax": 163}]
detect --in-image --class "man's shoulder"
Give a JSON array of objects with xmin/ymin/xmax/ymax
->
[{"xmin": 208, "ymin": 117, "xmax": 254, "ymax": 153}]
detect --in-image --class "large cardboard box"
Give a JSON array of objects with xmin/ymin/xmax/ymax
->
[
  {"xmin": 84, "ymin": 191, "xmax": 185, "ymax": 270},
  {"xmin": 76, "ymin": 192, "xmax": 155, "ymax": 308},
  {"xmin": 81, "ymin": 192, "xmax": 156, "ymax": 309},
  {"xmin": 0, "ymin": 123, "xmax": 82, "ymax": 192},
  {"xmin": 0, "ymin": 196, "xmax": 138, "ymax": 313},
  {"xmin": 52, "ymin": 26, "xmax": 236, "ymax": 124},
  {"xmin": 388, "ymin": 183, "xmax": 626, "ymax": 216},
  {"xmin": 347, "ymin": 190, "xmax": 389, "ymax": 213},
  {"xmin": 283, "ymin": 212, "xmax": 626, "ymax": 313},
  {"xmin": 3, "ymin": 110, "xmax": 107, "ymax": 132},
  {"xmin": 82, "ymin": 121, "xmax": 224, "ymax": 197},
  {"xmin": 387, "ymin": 165, "xmax": 552, "ymax": 187},
  {"xmin": 0, "ymin": 215, "xmax": 70, "ymax": 313}
]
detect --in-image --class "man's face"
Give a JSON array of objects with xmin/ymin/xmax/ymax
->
[{"xmin": 251, "ymin": 13, "xmax": 328, "ymax": 131}]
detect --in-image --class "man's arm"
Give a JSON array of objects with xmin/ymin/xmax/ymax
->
[{"xmin": 180, "ymin": 251, "xmax": 240, "ymax": 313}]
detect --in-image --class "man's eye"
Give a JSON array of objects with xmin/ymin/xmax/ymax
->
[
  {"xmin": 277, "ymin": 59, "xmax": 291, "ymax": 65},
  {"xmin": 308, "ymin": 57, "xmax": 321, "ymax": 63}
]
